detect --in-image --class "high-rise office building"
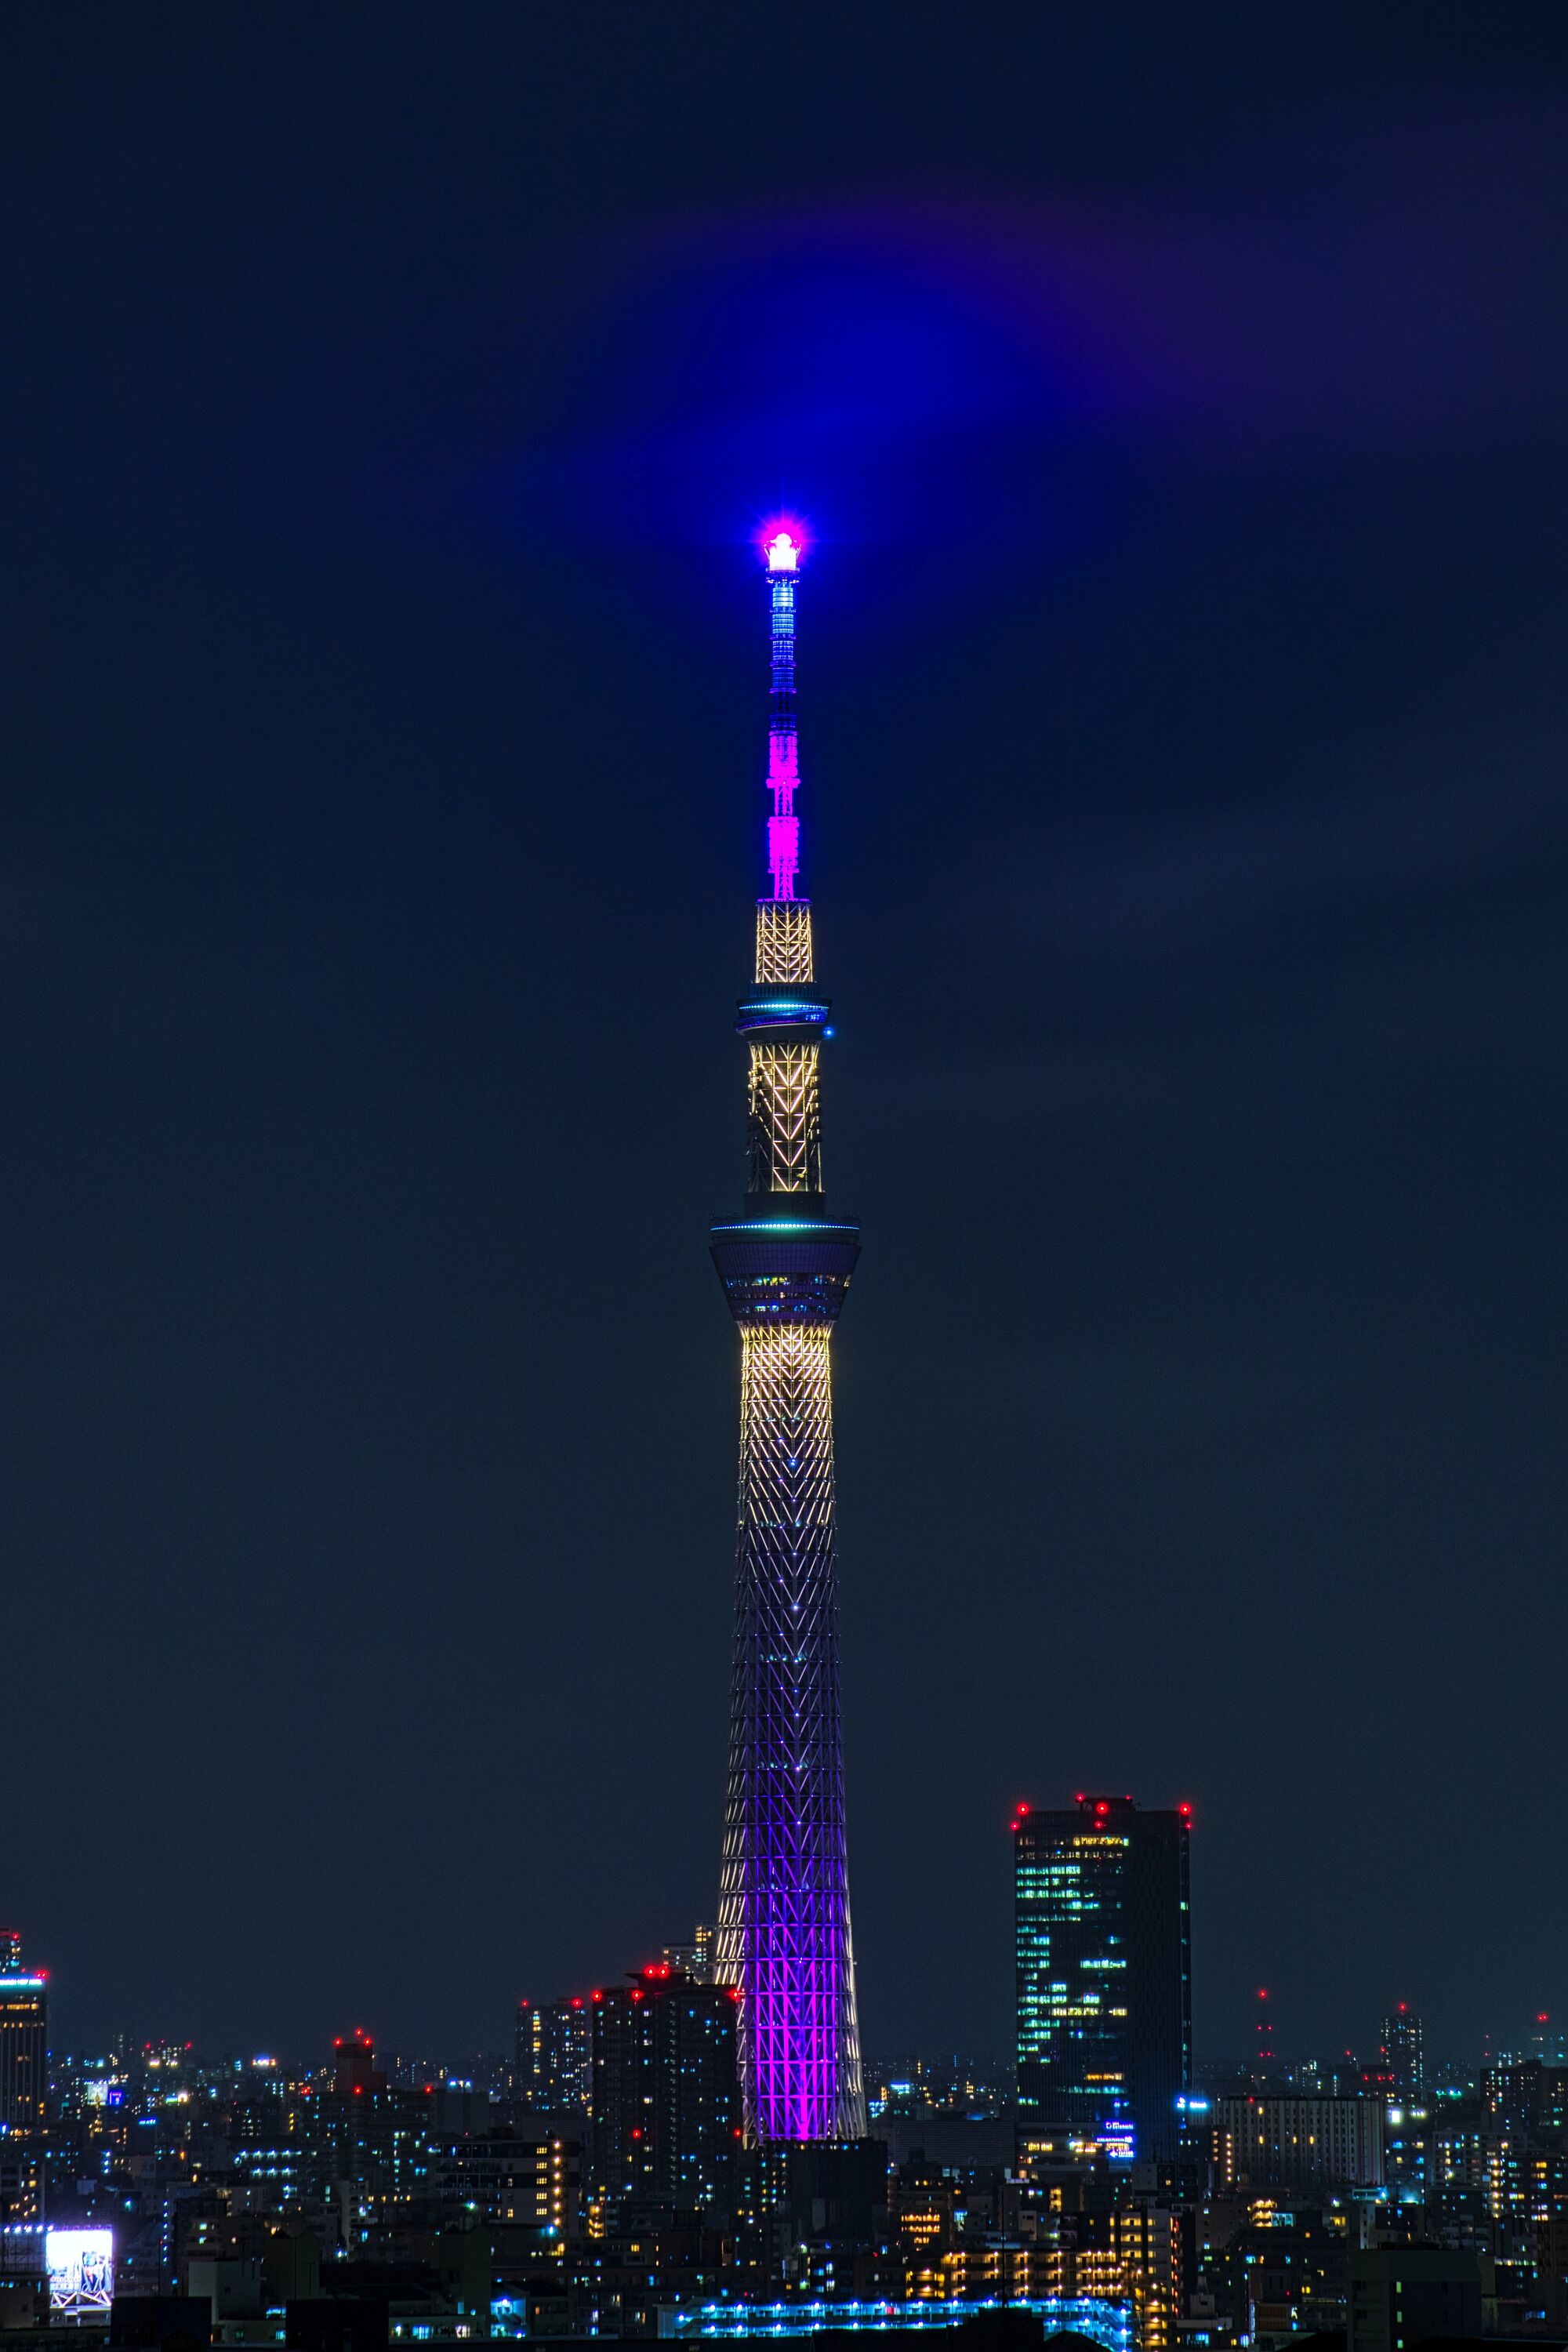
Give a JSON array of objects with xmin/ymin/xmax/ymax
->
[
  {"xmin": 1014, "ymin": 1795, "xmax": 1192, "ymax": 2163},
  {"xmin": 710, "ymin": 522, "xmax": 866, "ymax": 2144},
  {"xmin": 590, "ymin": 1965, "xmax": 739, "ymax": 2212},
  {"xmin": 0, "ymin": 1938, "xmax": 46, "ymax": 2226},
  {"xmin": 516, "ymin": 1996, "xmax": 593, "ymax": 2115},
  {"xmin": 1379, "ymin": 2003, "xmax": 1424, "ymax": 2102}
]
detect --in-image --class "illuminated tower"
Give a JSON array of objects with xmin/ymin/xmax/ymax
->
[{"xmin": 710, "ymin": 521, "xmax": 866, "ymax": 2143}]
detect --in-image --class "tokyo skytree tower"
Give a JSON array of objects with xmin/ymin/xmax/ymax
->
[{"xmin": 710, "ymin": 520, "xmax": 867, "ymax": 2143}]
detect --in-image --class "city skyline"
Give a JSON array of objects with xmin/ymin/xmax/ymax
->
[{"xmin": 5, "ymin": 5, "xmax": 1566, "ymax": 2071}]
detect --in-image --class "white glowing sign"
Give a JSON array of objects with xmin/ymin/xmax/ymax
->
[{"xmin": 45, "ymin": 2230, "xmax": 113, "ymax": 2321}]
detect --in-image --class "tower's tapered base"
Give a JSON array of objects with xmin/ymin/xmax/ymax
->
[{"xmin": 711, "ymin": 1219, "xmax": 866, "ymax": 2143}]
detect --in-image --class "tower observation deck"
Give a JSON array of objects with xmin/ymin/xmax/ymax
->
[{"xmin": 710, "ymin": 521, "xmax": 867, "ymax": 2143}]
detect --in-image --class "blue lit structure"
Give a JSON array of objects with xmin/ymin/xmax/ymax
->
[
  {"xmin": 711, "ymin": 523, "xmax": 866, "ymax": 2143},
  {"xmin": 666, "ymin": 2299, "xmax": 1134, "ymax": 2347}
]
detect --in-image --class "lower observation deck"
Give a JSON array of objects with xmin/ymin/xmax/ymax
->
[{"xmin": 710, "ymin": 1203, "xmax": 860, "ymax": 1324}]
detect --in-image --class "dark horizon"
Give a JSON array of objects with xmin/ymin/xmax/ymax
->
[{"xmin": 4, "ymin": 4, "xmax": 1567, "ymax": 2070}]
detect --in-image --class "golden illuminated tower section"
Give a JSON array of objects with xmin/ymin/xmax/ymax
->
[{"xmin": 710, "ymin": 522, "xmax": 866, "ymax": 2144}]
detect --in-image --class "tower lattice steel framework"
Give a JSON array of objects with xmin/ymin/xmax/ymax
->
[{"xmin": 711, "ymin": 523, "xmax": 867, "ymax": 2144}]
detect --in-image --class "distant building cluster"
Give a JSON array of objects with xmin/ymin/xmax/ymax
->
[{"xmin": 1, "ymin": 1814, "xmax": 1563, "ymax": 2348}]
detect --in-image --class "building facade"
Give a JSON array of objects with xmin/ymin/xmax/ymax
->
[
  {"xmin": 0, "ymin": 1938, "xmax": 46, "ymax": 2227},
  {"xmin": 437, "ymin": 2128, "xmax": 579, "ymax": 2245},
  {"xmin": 710, "ymin": 522, "xmax": 866, "ymax": 2144},
  {"xmin": 1215, "ymin": 2093, "xmax": 1385, "ymax": 2190},
  {"xmin": 1014, "ymin": 1795, "xmax": 1192, "ymax": 2163},
  {"xmin": 516, "ymin": 1994, "xmax": 593, "ymax": 2115},
  {"xmin": 590, "ymin": 1965, "xmax": 739, "ymax": 2215}
]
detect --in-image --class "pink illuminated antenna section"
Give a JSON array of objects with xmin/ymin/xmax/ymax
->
[
  {"xmin": 760, "ymin": 517, "xmax": 806, "ymax": 900},
  {"xmin": 757, "ymin": 514, "xmax": 808, "ymax": 572}
]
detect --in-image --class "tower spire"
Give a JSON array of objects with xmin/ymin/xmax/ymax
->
[
  {"xmin": 764, "ymin": 522, "xmax": 802, "ymax": 902},
  {"xmin": 710, "ymin": 522, "xmax": 866, "ymax": 2144}
]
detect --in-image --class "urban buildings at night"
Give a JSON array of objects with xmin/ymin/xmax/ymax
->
[
  {"xmin": 0, "ymin": 1938, "xmax": 48, "ymax": 2233},
  {"xmin": 589, "ymin": 1968, "xmax": 739, "ymax": 2215},
  {"xmin": 3, "ymin": 1880, "xmax": 1568, "ymax": 2346},
  {"xmin": 514, "ymin": 1998, "xmax": 592, "ymax": 2120},
  {"xmin": 1014, "ymin": 1796, "xmax": 1192, "ymax": 2167}
]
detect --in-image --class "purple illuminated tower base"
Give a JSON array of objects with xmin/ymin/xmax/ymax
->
[{"xmin": 711, "ymin": 521, "xmax": 866, "ymax": 2143}]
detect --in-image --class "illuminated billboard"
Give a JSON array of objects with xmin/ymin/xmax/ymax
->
[{"xmin": 45, "ymin": 2230, "xmax": 113, "ymax": 2321}]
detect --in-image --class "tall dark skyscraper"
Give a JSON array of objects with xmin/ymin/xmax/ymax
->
[
  {"xmin": 590, "ymin": 1965, "xmax": 739, "ymax": 2212},
  {"xmin": 0, "ymin": 1937, "xmax": 47, "ymax": 2226},
  {"xmin": 1378, "ymin": 2003, "xmax": 1424, "ymax": 2101},
  {"xmin": 710, "ymin": 523, "xmax": 866, "ymax": 2144},
  {"xmin": 1014, "ymin": 1795, "xmax": 1192, "ymax": 2164}
]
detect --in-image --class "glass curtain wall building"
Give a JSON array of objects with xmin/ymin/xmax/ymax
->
[{"xmin": 1014, "ymin": 1795, "xmax": 1192, "ymax": 2164}]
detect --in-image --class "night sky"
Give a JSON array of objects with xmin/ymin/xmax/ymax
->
[{"xmin": 5, "ymin": 5, "xmax": 1567, "ymax": 2071}]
